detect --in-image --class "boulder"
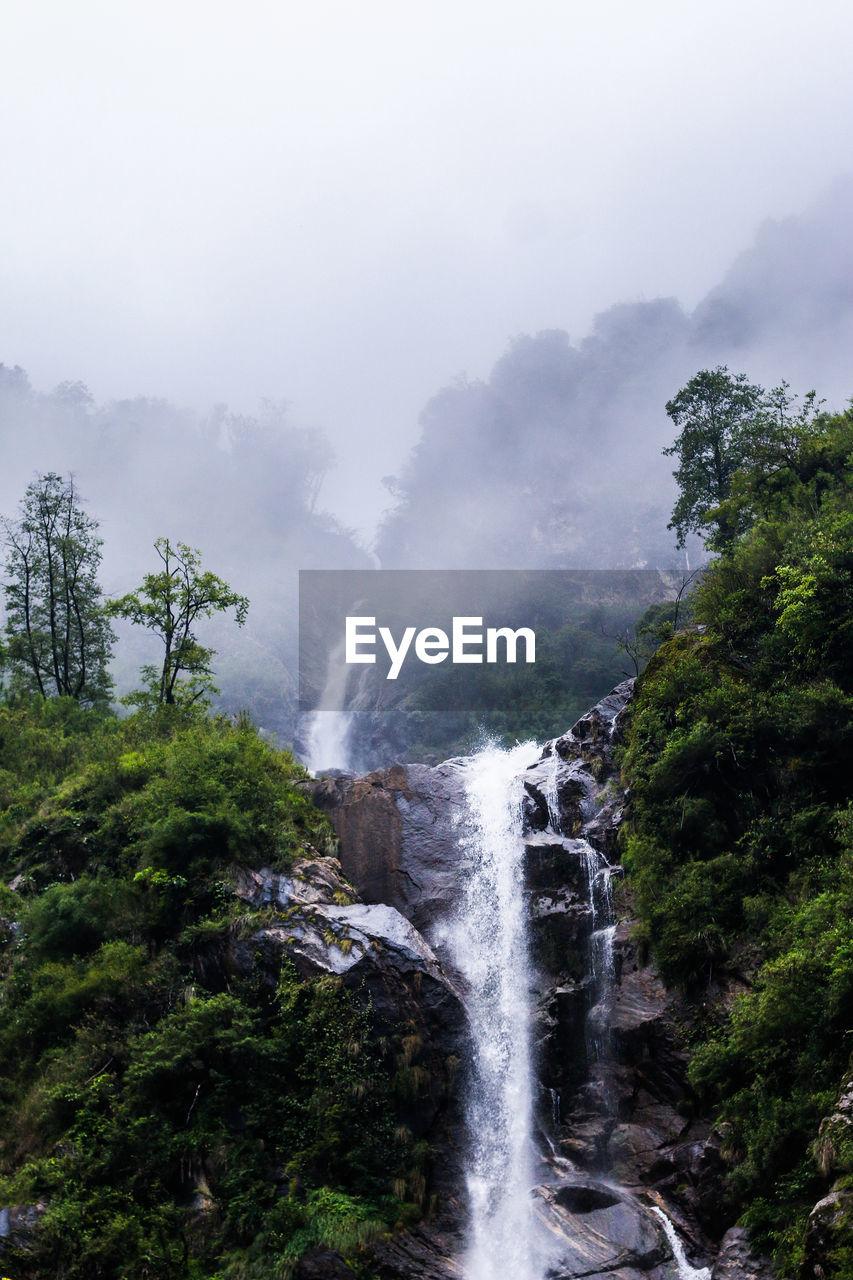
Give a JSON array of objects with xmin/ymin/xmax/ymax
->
[
  {"xmin": 800, "ymin": 1190, "xmax": 853, "ymax": 1280},
  {"xmin": 533, "ymin": 1179, "xmax": 675, "ymax": 1277},
  {"xmin": 711, "ymin": 1226, "xmax": 776, "ymax": 1280},
  {"xmin": 0, "ymin": 1201, "xmax": 46, "ymax": 1244},
  {"xmin": 233, "ymin": 855, "xmax": 358, "ymax": 909}
]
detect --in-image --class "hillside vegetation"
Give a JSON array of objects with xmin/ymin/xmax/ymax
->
[
  {"xmin": 0, "ymin": 703, "xmax": 420, "ymax": 1279},
  {"xmin": 621, "ymin": 394, "xmax": 853, "ymax": 1273}
]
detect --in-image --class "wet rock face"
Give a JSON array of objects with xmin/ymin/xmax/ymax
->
[
  {"xmin": 534, "ymin": 1179, "xmax": 673, "ymax": 1279},
  {"xmin": 301, "ymin": 763, "xmax": 469, "ymax": 937},
  {"xmin": 523, "ymin": 682, "xmax": 753, "ymax": 1272},
  {"xmin": 301, "ymin": 682, "xmax": 638, "ymax": 945},
  {"xmin": 536, "ymin": 979, "xmax": 592, "ymax": 1100},
  {"xmin": 522, "ymin": 758, "xmax": 591, "ymax": 835},
  {"xmin": 523, "ymin": 832, "xmax": 591, "ymax": 894},
  {"xmin": 369, "ymin": 1221, "xmax": 466, "ymax": 1279},
  {"xmin": 521, "ymin": 680, "xmax": 632, "ymax": 855}
]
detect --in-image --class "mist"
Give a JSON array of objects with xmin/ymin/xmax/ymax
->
[
  {"xmin": 3, "ymin": 4, "xmax": 853, "ymax": 745},
  {"xmin": 4, "ymin": 177, "xmax": 853, "ymax": 746},
  {"xmin": 4, "ymin": 180, "xmax": 850, "ymax": 742},
  {"xmin": 4, "ymin": 3, "xmax": 853, "ymax": 536},
  {"xmin": 378, "ymin": 179, "xmax": 853, "ymax": 570}
]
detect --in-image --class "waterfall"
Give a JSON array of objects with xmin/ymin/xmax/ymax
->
[
  {"xmin": 304, "ymin": 708, "xmax": 352, "ymax": 775},
  {"xmin": 448, "ymin": 741, "xmax": 542, "ymax": 1280},
  {"xmin": 425, "ymin": 681, "xmax": 712, "ymax": 1278},
  {"xmin": 303, "ymin": 639, "xmax": 353, "ymax": 774}
]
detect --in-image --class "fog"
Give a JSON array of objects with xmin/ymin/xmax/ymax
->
[
  {"xmin": 2, "ymin": 2, "xmax": 853, "ymax": 739},
  {"xmin": 379, "ymin": 179, "xmax": 853, "ymax": 568},
  {"xmin": 4, "ymin": 2, "xmax": 853, "ymax": 536}
]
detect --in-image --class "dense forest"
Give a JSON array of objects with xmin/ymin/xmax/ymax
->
[{"xmin": 620, "ymin": 377, "xmax": 853, "ymax": 1274}]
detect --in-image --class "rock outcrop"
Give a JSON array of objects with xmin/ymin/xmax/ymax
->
[
  {"xmin": 796, "ymin": 1073, "xmax": 853, "ymax": 1278},
  {"xmin": 303, "ymin": 765, "xmax": 470, "ymax": 936},
  {"xmin": 814, "ymin": 1071, "xmax": 853, "ymax": 1181}
]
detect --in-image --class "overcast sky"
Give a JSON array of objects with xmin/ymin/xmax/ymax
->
[{"xmin": 2, "ymin": 0, "xmax": 852, "ymax": 538}]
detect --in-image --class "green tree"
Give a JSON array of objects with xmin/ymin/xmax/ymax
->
[
  {"xmin": 1, "ymin": 472, "xmax": 114, "ymax": 705},
  {"xmin": 752, "ymin": 381, "xmax": 824, "ymax": 469},
  {"xmin": 109, "ymin": 538, "xmax": 249, "ymax": 707},
  {"xmin": 772, "ymin": 507, "xmax": 853, "ymax": 685},
  {"xmin": 664, "ymin": 367, "xmax": 763, "ymax": 548}
]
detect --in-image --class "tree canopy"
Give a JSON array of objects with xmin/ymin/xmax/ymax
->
[
  {"xmin": 663, "ymin": 366, "xmax": 763, "ymax": 548},
  {"xmin": 1, "ymin": 472, "xmax": 114, "ymax": 705},
  {"xmin": 109, "ymin": 538, "xmax": 249, "ymax": 708}
]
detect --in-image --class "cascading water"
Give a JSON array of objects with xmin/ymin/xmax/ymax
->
[
  {"xmin": 304, "ymin": 639, "xmax": 353, "ymax": 774},
  {"xmin": 651, "ymin": 1209, "xmax": 712, "ymax": 1280},
  {"xmin": 422, "ymin": 681, "xmax": 710, "ymax": 1278},
  {"xmin": 447, "ymin": 741, "xmax": 543, "ymax": 1280}
]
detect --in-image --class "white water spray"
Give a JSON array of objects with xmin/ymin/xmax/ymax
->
[
  {"xmin": 448, "ymin": 741, "xmax": 542, "ymax": 1280},
  {"xmin": 304, "ymin": 639, "xmax": 353, "ymax": 775},
  {"xmin": 651, "ymin": 1208, "xmax": 711, "ymax": 1280}
]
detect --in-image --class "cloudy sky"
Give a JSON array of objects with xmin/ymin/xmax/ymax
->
[{"xmin": 2, "ymin": 0, "xmax": 852, "ymax": 536}]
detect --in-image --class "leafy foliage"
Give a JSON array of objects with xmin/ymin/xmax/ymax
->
[
  {"xmin": 0, "ymin": 703, "xmax": 418, "ymax": 1278},
  {"xmin": 622, "ymin": 391, "xmax": 853, "ymax": 1272},
  {"xmin": 663, "ymin": 367, "xmax": 763, "ymax": 547},
  {"xmin": 663, "ymin": 370, "xmax": 826, "ymax": 550},
  {"xmin": 109, "ymin": 538, "xmax": 249, "ymax": 709}
]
